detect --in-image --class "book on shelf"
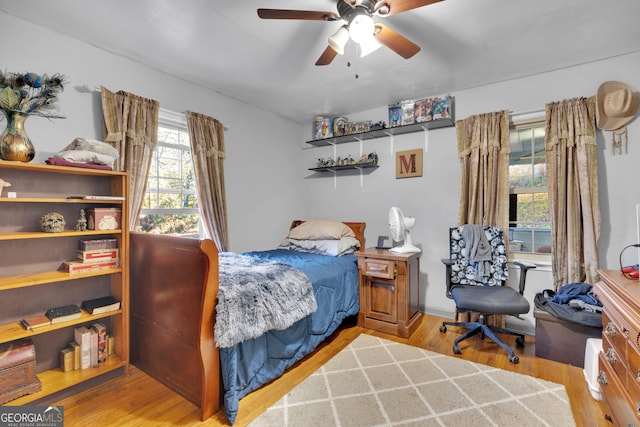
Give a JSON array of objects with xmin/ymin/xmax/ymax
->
[
  {"xmin": 63, "ymin": 259, "xmax": 119, "ymax": 274},
  {"xmin": 89, "ymin": 329, "xmax": 98, "ymax": 367},
  {"xmin": 60, "ymin": 347, "xmax": 74, "ymax": 372},
  {"xmin": 82, "ymin": 296, "xmax": 121, "ymax": 315},
  {"xmin": 67, "ymin": 195, "xmax": 125, "ymax": 201},
  {"xmin": 79, "ymin": 239, "xmax": 118, "ymax": 251},
  {"xmin": 20, "ymin": 314, "xmax": 51, "ymax": 331},
  {"xmin": 69, "ymin": 341, "xmax": 81, "ymax": 370},
  {"xmin": 107, "ymin": 335, "xmax": 115, "ymax": 356},
  {"xmin": 73, "ymin": 326, "xmax": 91, "ymax": 369},
  {"xmin": 45, "ymin": 304, "xmax": 81, "ymax": 324},
  {"xmin": 91, "ymin": 322, "xmax": 107, "ymax": 363},
  {"xmin": 77, "ymin": 248, "xmax": 119, "ymax": 264}
]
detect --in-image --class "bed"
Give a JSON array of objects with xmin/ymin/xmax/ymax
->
[{"xmin": 130, "ymin": 220, "xmax": 365, "ymax": 424}]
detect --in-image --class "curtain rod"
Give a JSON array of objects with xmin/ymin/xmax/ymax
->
[
  {"xmin": 509, "ymin": 108, "xmax": 544, "ymax": 116},
  {"xmin": 77, "ymin": 85, "xmax": 229, "ymax": 130}
]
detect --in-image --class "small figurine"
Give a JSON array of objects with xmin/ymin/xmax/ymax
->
[
  {"xmin": 0, "ymin": 178, "xmax": 11, "ymax": 197},
  {"xmin": 75, "ymin": 209, "xmax": 87, "ymax": 232},
  {"xmin": 40, "ymin": 212, "xmax": 66, "ymax": 233}
]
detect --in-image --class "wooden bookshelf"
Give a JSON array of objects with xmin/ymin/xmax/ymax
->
[{"xmin": 0, "ymin": 161, "xmax": 129, "ymax": 405}]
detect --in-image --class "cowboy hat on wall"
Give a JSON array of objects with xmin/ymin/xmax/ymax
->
[{"xmin": 596, "ymin": 80, "xmax": 640, "ymax": 155}]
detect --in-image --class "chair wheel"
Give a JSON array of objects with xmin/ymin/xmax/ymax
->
[
  {"xmin": 516, "ymin": 336, "xmax": 525, "ymax": 347},
  {"xmin": 508, "ymin": 354, "xmax": 519, "ymax": 364},
  {"xmin": 440, "ymin": 325, "xmax": 447, "ymax": 333},
  {"xmin": 453, "ymin": 345, "xmax": 461, "ymax": 354}
]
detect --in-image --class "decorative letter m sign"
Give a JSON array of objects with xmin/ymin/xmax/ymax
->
[{"xmin": 395, "ymin": 149, "xmax": 423, "ymax": 179}]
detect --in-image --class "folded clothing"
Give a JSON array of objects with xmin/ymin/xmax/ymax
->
[
  {"xmin": 45, "ymin": 157, "xmax": 113, "ymax": 170},
  {"xmin": 54, "ymin": 150, "xmax": 116, "ymax": 168}
]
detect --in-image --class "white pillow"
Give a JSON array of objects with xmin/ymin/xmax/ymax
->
[
  {"xmin": 279, "ymin": 236, "xmax": 360, "ymax": 256},
  {"xmin": 62, "ymin": 138, "xmax": 119, "ymax": 158},
  {"xmin": 287, "ymin": 218, "xmax": 355, "ymax": 240}
]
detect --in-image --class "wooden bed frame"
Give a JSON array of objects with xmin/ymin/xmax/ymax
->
[{"xmin": 130, "ymin": 221, "xmax": 365, "ymax": 421}]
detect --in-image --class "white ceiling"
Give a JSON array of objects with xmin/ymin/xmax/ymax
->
[{"xmin": 2, "ymin": 0, "xmax": 640, "ymax": 124}]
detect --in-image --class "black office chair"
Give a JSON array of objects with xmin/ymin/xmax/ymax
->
[{"xmin": 439, "ymin": 225, "xmax": 535, "ymax": 364}]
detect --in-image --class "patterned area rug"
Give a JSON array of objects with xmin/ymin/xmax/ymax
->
[{"xmin": 249, "ymin": 334, "xmax": 575, "ymax": 427}]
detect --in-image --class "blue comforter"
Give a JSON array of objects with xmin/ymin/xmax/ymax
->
[{"xmin": 219, "ymin": 249, "xmax": 359, "ymax": 424}]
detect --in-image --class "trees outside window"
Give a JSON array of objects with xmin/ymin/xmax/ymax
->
[
  {"xmin": 138, "ymin": 112, "xmax": 201, "ymax": 237},
  {"xmin": 508, "ymin": 122, "xmax": 550, "ymax": 254}
]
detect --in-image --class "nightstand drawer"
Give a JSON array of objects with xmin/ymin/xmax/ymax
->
[{"xmin": 359, "ymin": 258, "xmax": 395, "ymax": 279}]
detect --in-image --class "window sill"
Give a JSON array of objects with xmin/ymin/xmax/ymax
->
[{"xmin": 509, "ymin": 252, "xmax": 552, "ymax": 271}]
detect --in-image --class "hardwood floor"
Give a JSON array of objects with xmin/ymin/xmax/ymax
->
[{"xmin": 54, "ymin": 314, "xmax": 609, "ymax": 426}]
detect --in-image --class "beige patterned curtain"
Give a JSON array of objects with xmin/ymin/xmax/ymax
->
[
  {"xmin": 101, "ymin": 87, "xmax": 159, "ymax": 231},
  {"xmin": 545, "ymin": 96, "xmax": 600, "ymax": 289},
  {"xmin": 186, "ymin": 111, "xmax": 229, "ymax": 252},
  {"xmin": 456, "ymin": 110, "xmax": 511, "ymax": 231},
  {"xmin": 455, "ymin": 110, "xmax": 510, "ymax": 325}
]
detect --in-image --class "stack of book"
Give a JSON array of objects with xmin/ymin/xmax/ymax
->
[
  {"xmin": 63, "ymin": 239, "xmax": 119, "ymax": 274},
  {"xmin": 61, "ymin": 323, "xmax": 110, "ymax": 371}
]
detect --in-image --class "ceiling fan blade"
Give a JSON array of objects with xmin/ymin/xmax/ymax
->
[
  {"xmin": 374, "ymin": 23, "xmax": 420, "ymax": 59},
  {"xmin": 374, "ymin": 0, "xmax": 443, "ymax": 17},
  {"xmin": 315, "ymin": 46, "xmax": 338, "ymax": 66},
  {"xmin": 257, "ymin": 9, "xmax": 340, "ymax": 21}
]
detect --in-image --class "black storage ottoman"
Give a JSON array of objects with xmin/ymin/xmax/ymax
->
[{"xmin": 534, "ymin": 307, "xmax": 602, "ymax": 367}]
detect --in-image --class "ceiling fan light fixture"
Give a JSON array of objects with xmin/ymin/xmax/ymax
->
[
  {"xmin": 328, "ymin": 25, "xmax": 349, "ymax": 55},
  {"xmin": 348, "ymin": 14, "xmax": 375, "ymax": 44},
  {"xmin": 359, "ymin": 35, "xmax": 381, "ymax": 57}
]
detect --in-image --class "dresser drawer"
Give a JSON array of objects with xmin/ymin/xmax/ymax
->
[
  {"xmin": 600, "ymin": 352, "xmax": 640, "ymax": 426},
  {"xmin": 602, "ymin": 334, "xmax": 628, "ymax": 385},
  {"xmin": 359, "ymin": 258, "xmax": 395, "ymax": 279},
  {"xmin": 628, "ymin": 344, "xmax": 640, "ymax": 391},
  {"xmin": 595, "ymin": 271, "xmax": 640, "ymax": 427},
  {"xmin": 627, "ymin": 370, "xmax": 640, "ymax": 420},
  {"xmin": 603, "ymin": 311, "xmax": 629, "ymax": 365},
  {"xmin": 599, "ymin": 284, "xmax": 640, "ymax": 353}
]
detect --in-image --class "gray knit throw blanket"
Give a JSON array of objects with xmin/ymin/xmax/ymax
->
[{"xmin": 214, "ymin": 252, "xmax": 317, "ymax": 348}]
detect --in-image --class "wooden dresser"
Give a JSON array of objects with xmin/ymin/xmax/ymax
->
[
  {"xmin": 594, "ymin": 269, "xmax": 640, "ymax": 426},
  {"xmin": 355, "ymin": 248, "xmax": 422, "ymax": 338}
]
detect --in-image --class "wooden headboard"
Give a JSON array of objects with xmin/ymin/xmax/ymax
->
[{"xmin": 289, "ymin": 220, "xmax": 366, "ymax": 249}]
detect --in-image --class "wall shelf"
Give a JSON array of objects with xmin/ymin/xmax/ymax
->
[
  {"xmin": 305, "ymin": 119, "xmax": 454, "ymax": 147},
  {"xmin": 308, "ymin": 163, "xmax": 379, "ymax": 173}
]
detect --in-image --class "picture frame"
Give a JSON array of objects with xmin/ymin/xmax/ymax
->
[{"xmin": 396, "ymin": 148, "xmax": 423, "ymax": 179}]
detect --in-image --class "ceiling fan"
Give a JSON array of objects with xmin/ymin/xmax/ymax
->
[{"xmin": 257, "ymin": 0, "xmax": 443, "ymax": 66}]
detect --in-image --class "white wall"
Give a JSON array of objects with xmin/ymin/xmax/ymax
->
[
  {"xmin": 0, "ymin": 12, "xmax": 306, "ymax": 252},
  {"xmin": 304, "ymin": 51, "xmax": 640, "ymax": 334}
]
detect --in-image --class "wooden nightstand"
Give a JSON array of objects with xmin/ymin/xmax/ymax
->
[{"xmin": 355, "ymin": 248, "xmax": 422, "ymax": 338}]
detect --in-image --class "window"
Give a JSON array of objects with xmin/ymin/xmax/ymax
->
[
  {"xmin": 508, "ymin": 119, "xmax": 550, "ymax": 254},
  {"xmin": 137, "ymin": 110, "xmax": 201, "ymax": 237}
]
